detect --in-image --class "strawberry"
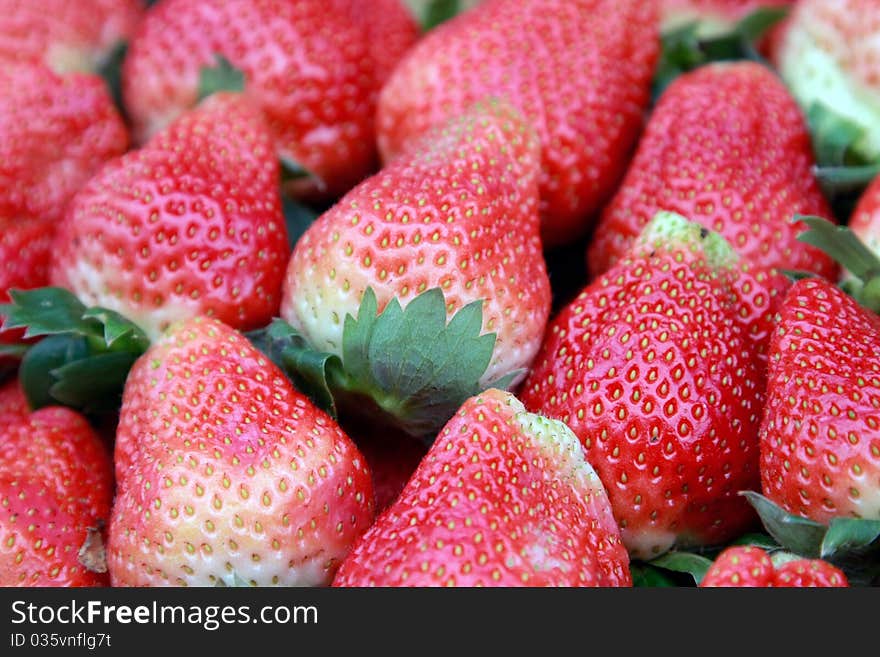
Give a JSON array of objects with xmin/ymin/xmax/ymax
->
[
  {"xmin": 771, "ymin": 0, "xmax": 880, "ymax": 167},
  {"xmin": 376, "ymin": 0, "xmax": 660, "ymax": 246},
  {"xmin": 588, "ymin": 61, "xmax": 836, "ymax": 280},
  {"xmin": 758, "ymin": 276, "xmax": 880, "ymax": 523},
  {"xmin": 521, "ymin": 212, "xmax": 767, "ymax": 559},
  {"xmin": 0, "ymin": 405, "xmax": 114, "ymax": 586},
  {"xmin": 277, "ymin": 100, "xmax": 550, "ymax": 440},
  {"xmin": 699, "ymin": 545, "xmax": 848, "ymax": 587},
  {"xmin": 107, "ymin": 316, "xmax": 375, "ymax": 586},
  {"xmin": 122, "ymin": 0, "xmax": 418, "ymax": 200},
  {"xmin": 49, "ymin": 92, "xmax": 289, "ymax": 341},
  {"xmin": 0, "ymin": 0, "xmax": 142, "ymax": 74},
  {"xmin": 0, "ymin": 63, "xmax": 128, "ymax": 226},
  {"xmin": 333, "ymin": 388, "xmax": 631, "ymax": 587}
]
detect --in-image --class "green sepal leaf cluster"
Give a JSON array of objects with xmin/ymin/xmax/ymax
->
[
  {"xmin": 197, "ymin": 54, "xmax": 245, "ymax": 102},
  {"xmin": 647, "ymin": 551, "xmax": 714, "ymax": 586},
  {"xmin": 652, "ymin": 7, "xmax": 788, "ymax": 99},
  {"xmin": 794, "ymin": 214, "xmax": 880, "ymax": 313},
  {"xmin": 742, "ymin": 491, "xmax": 880, "ymax": 585},
  {"xmin": 422, "ymin": 0, "xmax": 463, "ymax": 31},
  {"xmin": 248, "ymin": 287, "xmax": 514, "ymax": 442},
  {"xmin": 0, "ymin": 287, "xmax": 150, "ymax": 414}
]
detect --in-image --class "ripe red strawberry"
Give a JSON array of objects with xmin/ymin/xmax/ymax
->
[
  {"xmin": 333, "ymin": 388, "xmax": 631, "ymax": 587},
  {"xmin": 107, "ymin": 316, "xmax": 375, "ymax": 586},
  {"xmin": 588, "ymin": 62, "xmax": 836, "ymax": 280},
  {"xmin": 377, "ymin": 0, "xmax": 660, "ymax": 246},
  {"xmin": 49, "ymin": 92, "xmax": 289, "ymax": 341},
  {"xmin": 123, "ymin": 0, "xmax": 418, "ymax": 199},
  {"xmin": 700, "ymin": 545, "xmax": 848, "ymax": 587},
  {"xmin": 772, "ymin": 0, "xmax": 880, "ymax": 165},
  {"xmin": 0, "ymin": 406, "xmax": 114, "ymax": 586},
  {"xmin": 522, "ymin": 212, "xmax": 767, "ymax": 559},
  {"xmin": 279, "ymin": 100, "xmax": 550, "ymax": 439},
  {"xmin": 0, "ymin": 0, "xmax": 142, "ymax": 74},
  {"xmin": 759, "ymin": 277, "xmax": 880, "ymax": 523},
  {"xmin": 0, "ymin": 63, "xmax": 128, "ymax": 226}
]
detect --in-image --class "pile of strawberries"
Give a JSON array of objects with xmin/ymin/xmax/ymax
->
[{"xmin": 1, "ymin": 0, "xmax": 879, "ymax": 589}]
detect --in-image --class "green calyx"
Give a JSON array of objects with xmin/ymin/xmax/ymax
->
[
  {"xmin": 794, "ymin": 214, "xmax": 880, "ymax": 313},
  {"xmin": 197, "ymin": 54, "xmax": 246, "ymax": 102},
  {"xmin": 809, "ymin": 102, "xmax": 880, "ymax": 202},
  {"xmin": 0, "ymin": 287, "xmax": 150, "ymax": 414},
  {"xmin": 635, "ymin": 211, "xmax": 738, "ymax": 268},
  {"xmin": 248, "ymin": 287, "xmax": 517, "ymax": 443},
  {"xmin": 652, "ymin": 6, "xmax": 789, "ymax": 99},
  {"xmin": 741, "ymin": 491, "xmax": 880, "ymax": 585}
]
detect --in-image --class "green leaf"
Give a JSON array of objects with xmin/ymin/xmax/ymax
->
[
  {"xmin": 336, "ymin": 287, "xmax": 498, "ymax": 440},
  {"xmin": 422, "ymin": 0, "xmax": 461, "ymax": 31},
  {"xmin": 652, "ymin": 7, "xmax": 787, "ymax": 99},
  {"xmin": 649, "ymin": 551, "xmax": 714, "ymax": 585},
  {"xmin": 814, "ymin": 164, "xmax": 880, "ymax": 197},
  {"xmin": 740, "ymin": 491, "xmax": 826, "ymax": 558},
  {"xmin": 735, "ymin": 6, "xmax": 789, "ymax": 42},
  {"xmin": 82, "ymin": 307, "xmax": 150, "ymax": 352},
  {"xmin": 778, "ymin": 268, "xmax": 818, "ymax": 282},
  {"xmin": 96, "ymin": 40, "xmax": 129, "ymax": 122},
  {"xmin": 19, "ymin": 335, "xmax": 91, "ymax": 410},
  {"xmin": 197, "ymin": 54, "xmax": 245, "ymax": 102},
  {"xmin": 794, "ymin": 215, "xmax": 880, "ymax": 311},
  {"xmin": 821, "ymin": 518, "xmax": 880, "ymax": 559},
  {"xmin": 1, "ymin": 287, "xmax": 151, "ymax": 414},
  {"xmin": 49, "ymin": 351, "xmax": 141, "ymax": 414},
  {"xmin": 247, "ymin": 319, "xmax": 342, "ymax": 419},
  {"xmin": 630, "ymin": 563, "xmax": 682, "ymax": 587},
  {"xmin": 807, "ymin": 102, "xmax": 876, "ymax": 169},
  {"xmin": 282, "ymin": 195, "xmax": 319, "ymax": 251},
  {"xmin": 0, "ymin": 287, "xmax": 97, "ymax": 340}
]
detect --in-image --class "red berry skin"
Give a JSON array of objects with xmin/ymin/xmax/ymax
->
[
  {"xmin": 521, "ymin": 219, "xmax": 766, "ymax": 559},
  {"xmin": 282, "ymin": 100, "xmax": 550, "ymax": 388},
  {"xmin": 377, "ymin": 0, "xmax": 660, "ymax": 247},
  {"xmin": 759, "ymin": 278, "xmax": 880, "ymax": 524},
  {"xmin": 0, "ymin": 63, "xmax": 128, "ymax": 225},
  {"xmin": 107, "ymin": 317, "xmax": 376, "ymax": 587},
  {"xmin": 0, "ymin": 379, "xmax": 28, "ymax": 425},
  {"xmin": 700, "ymin": 546, "xmax": 775, "ymax": 586},
  {"xmin": 0, "ymin": 0, "xmax": 142, "ymax": 74},
  {"xmin": 587, "ymin": 62, "xmax": 837, "ymax": 280},
  {"xmin": 333, "ymin": 389, "xmax": 631, "ymax": 587},
  {"xmin": 49, "ymin": 93, "xmax": 289, "ymax": 341},
  {"xmin": 0, "ymin": 407, "xmax": 114, "ymax": 587},
  {"xmin": 700, "ymin": 546, "xmax": 849, "ymax": 587},
  {"xmin": 123, "ymin": 0, "xmax": 417, "ymax": 200}
]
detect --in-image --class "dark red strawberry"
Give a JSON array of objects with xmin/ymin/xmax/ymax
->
[
  {"xmin": 107, "ymin": 316, "xmax": 375, "ymax": 586},
  {"xmin": 377, "ymin": 0, "xmax": 660, "ymax": 246},
  {"xmin": 0, "ymin": 0, "xmax": 142, "ymax": 74},
  {"xmin": 0, "ymin": 406, "xmax": 113, "ymax": 586},
  {"xmin": 700, "ymin": 545, "xmax": 848, "ymax": 586},
  {"xmin": 333, "ymin": 388, "xmax": 631, "ymax": 587},
  {"xmin": 123, "ymin": 0, "xmax": 418, "ymax": 200},
  {"xmin": 588, "ymin": 61, "xmax": 836, "ymax": 280},
  {"xmin": 522, "ymin": 212, "xmax": 767, "ymax": 559},
  {"xmin": 49, "ymin": 92, "xmax": 288, "ymax": 341}
]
